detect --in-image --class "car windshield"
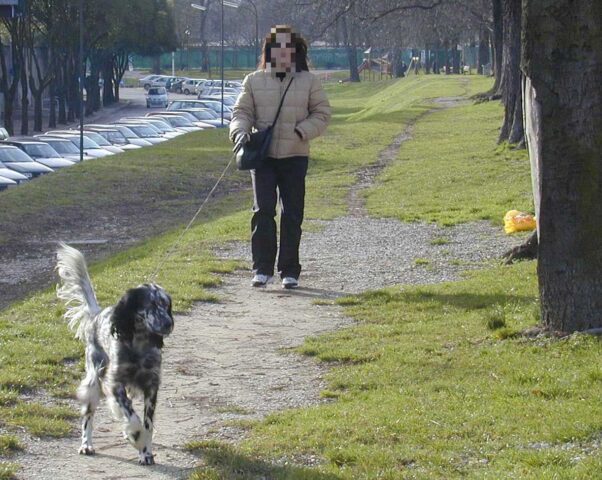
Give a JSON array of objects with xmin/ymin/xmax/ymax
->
[
  {"xmin": 83, "ymin": 132, "xmax": 111, "ymax": 146},
  {"xmin": 65, "ymin": 137, "xmax": 100, "ymax": 149},
  {"xmin": 103, "ymin": 131, "xmax": 128, "ymax": 144},
  {"xmin": 148, "ymin": 87, "xmax": 166, "ymax": 95},
  {"xmin": 44, "ymin": 140, "xmax": 80, "ymax": 154},
  {"xmin": 23, "ymin": 143, "xmax": 61, "ymax": 158},
  {"xmin": 146, "ymin": 119, "xmax": 174, "ymax": 131},
  {"xmin": 112, "ymin": 126, "xmax": 137, "ymax": 138},
  {"xmin": 165, "ymin": 116, "xmax": 193, "ymax": 127},
  {"xmin": 186, "ymin": 110, "xmax": 213, "ymax": 120},
  {"xmin": 127, "ymin": 125, "xmax": 158, "ymax": 137},
  {"xmin": 0, "ymin": 147, "xmax": 34, "ymax": 163}
]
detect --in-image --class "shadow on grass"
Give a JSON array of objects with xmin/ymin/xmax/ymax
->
[
  {"xmin": 188, "ymin": 442, "xmax": 341, "ymax": 480},
  {"xmin": 350, "ymin": 289, "xmax": 536, "ymax": 312}
]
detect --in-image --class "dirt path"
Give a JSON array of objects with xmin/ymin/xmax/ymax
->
[{"xmin": 16, "ymin": 274, "xmax": 350, "ymax": 479}]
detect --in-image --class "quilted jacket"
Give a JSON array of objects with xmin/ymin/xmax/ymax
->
[{"xmin": 229, "ymin": 70, "xmax": 331, "ymax": 159}]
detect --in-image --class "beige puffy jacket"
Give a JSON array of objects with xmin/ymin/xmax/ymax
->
[{"xmin": 229, "ymin": 70, "xmax": 331, "ymax": 159}]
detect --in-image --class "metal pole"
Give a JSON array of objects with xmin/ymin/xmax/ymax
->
[
  {"xmin": 220, "ymin": 0, "xmax": 224, "ymax": 127},
  {"xmin": 79, "ymin": 0, "xmax": 84, "ymax": 163}
]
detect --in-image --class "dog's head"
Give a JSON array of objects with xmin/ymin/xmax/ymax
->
[{"xmin": 110, "ymin": 283, "xmax": 174, "ymax": 344}]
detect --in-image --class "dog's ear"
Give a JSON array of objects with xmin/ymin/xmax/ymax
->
[{"xmin": 110, "ymin": 289, "xmax": 141, "ymax": 342}]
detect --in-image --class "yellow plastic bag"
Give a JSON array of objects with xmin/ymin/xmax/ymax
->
[{"xmin": 504, "ymin": 210, "xmax": 537, "ymax": 234}]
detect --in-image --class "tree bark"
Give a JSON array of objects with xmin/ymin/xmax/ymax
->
[
  {"xmin": 341, "ymin": 14, "xmax": 360, "ymax": 82},
  {"xmin": 522, "ymin": 0, "xmax": 602, "ymax": 332},
  {"xmin": 491, "ymin": 0, "xmax": 503, "ymax": 92},
  {"xmin": 477, "ymin": 28, "xmax": 490, "ymax": 75},
  {"xmin": 498, "ymin": 0, "xmax": 523, "ymax": 145}
]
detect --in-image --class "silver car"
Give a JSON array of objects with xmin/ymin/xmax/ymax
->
[
  {"xmin": 146, "ymin": 87, "xmax": 169, "ymax": 108},
  {"xmin": 0, "ymin": 145, "xmax": 54, "ymax": 177}
]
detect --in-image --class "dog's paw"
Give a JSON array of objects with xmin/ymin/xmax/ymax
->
[
  {"xmin": 124, "ymin": 417, "xmax": 145, "ymax": 449},
  {"xmin": 78, "ymin": 444, "xmax": 95, "ymax": 455},
  {"xmin": 138, "ymin": 451, "xmax": 155, "ymax": 465}
]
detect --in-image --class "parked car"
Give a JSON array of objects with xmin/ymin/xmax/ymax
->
[
  {"xmin": 0, "ymin": 127, "xmax": 9, "ymax": 140},
  {"xmin": 139, "ymin": 75, "xmax": 163, "ymax": 90},
  {"xmin": 146, "ymin": 87, "xmax": 169, "ymax": 108},
  {"xmin": 197, "ymin": 86, "xmax": 239, "ymax": 98},
  {"xmin": 42, "ymin": 130, "xmax": 123, "ymax": 155},
  {"xmin": 198, "ymin": 94, "xmax": 238, "ymax": 107},
  {"xmin": 94, "ymin": 125, "xmax": 153, "ymax": 147},
  {"xmin": 119, "ymin": 117, "xmax": 185, "ymax": 138},
  {"xmin": 0, "ymin": 145, "xmax": 54, "ymax": 177},
  {"xmin": 84, "ymin": 127, "xmax": 142, "ymax": 149},
  {"xmin": 3, "ymin": 140, "xmax": 75, "ymax": 169},
  {"xmin": 196, "ymin": 79, "xmax": 242, "ymax": 95},
  {"xmin": 112, "ymin": 123, "xmax": 167, "ymax": 144},
  {"xmin": 178, "ymin": 78, "xmax": 204, "ymax": 95},
  {"xmin": 143, "ymin": 115, "xmax": 201, "ymax": 133},
  {"xmin": 0, "ymin": 174, "xmax": 17, "ymax": 190},
  {"xmin": 0, "ymin": 160, "xmax": 29, "ymax": 183},
  {"xmin": 168, "ymin": 99, "xmax": 232, "ymax": 120},
  {"xmin": 170, "ymin": 108, "xmax": 229, "ymax": 128},
  {"xmin": 32, "ymin": 136, "xmax": 93, "ymax": 161},
  {"xmin": 147, "ymin": 111, "xmax": 215, "ymax": 129},
  {"xmin": 41, "ymin": 134, "xmax": 114, "ymax": 158}
]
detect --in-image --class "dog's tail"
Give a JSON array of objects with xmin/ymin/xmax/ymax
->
[{"xmin": 56, "ymin": 243, "xmax": 101, "ymax": 341}]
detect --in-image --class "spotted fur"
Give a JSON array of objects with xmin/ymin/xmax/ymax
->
[{"xmin": 56, "ymin": 243, "xmax": 174, "ymax": 465}]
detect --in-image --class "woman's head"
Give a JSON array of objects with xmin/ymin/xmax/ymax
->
[{"xmin": 259, "ymin": 25, "xmax": 309, "ymax": 73}]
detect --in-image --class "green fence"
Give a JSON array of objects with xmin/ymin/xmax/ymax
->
[{"xmin": 131, "ymin": 46, "xmax": 482, "ymax": 73}]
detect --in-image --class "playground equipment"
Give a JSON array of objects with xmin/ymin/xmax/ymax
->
[{"xmin": 357, "ymin": 47, "xmax": 393, "ymax": 81}]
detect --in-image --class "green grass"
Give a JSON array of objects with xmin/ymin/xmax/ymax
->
[
  {"xmin": 365, "ymin": 100, "xmax": 532, "ymax": 225},
  {"xmin": 0, "ymin": 462, "xmax": 18, "ymax": 480},
  {"xmin": 0, "ymin": 436, "xmax": 22, "ymax": 456},
  {"xmin": 222, "ymin": 263, "xmax": 602, "ymax": 479}
]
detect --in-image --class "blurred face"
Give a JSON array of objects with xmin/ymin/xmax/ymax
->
[{"xmin": 269, "ymin": 31, "xmax": 295, "ymax": 72}]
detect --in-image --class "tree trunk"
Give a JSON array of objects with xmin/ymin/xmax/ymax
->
[
  {"xmin": 491, "ymin": 0, "xmax": 503, "ymax": 93},
  {"xmin": 477, "ymin": 28, "xmax": 490, "ymax": 75},
  {"xmin": 20, "ymin": 51, "xmax": 28, "ymax": 135},
  {"xmin": 48, "ymin": 78, "xmax": 56, "ymax": 128},
  {"xmin": 341, "ymin": 15, "xmax": 360, "ymax": 82},
  {"xmin": 498, "ymin": 0, "xmax": 523, "ymax": 145},
  {"xmin": 522, "ymin": 0, "xmax": 602, "ymax": 332}
]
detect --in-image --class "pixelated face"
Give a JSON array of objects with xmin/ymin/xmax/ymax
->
[
  {"xmin": 269, "ymin": 27, "xmax": 296, "ymax": 72},
  {"xmin": 137, "ymin": 284, "xmax": 174, "ymax": 337}
]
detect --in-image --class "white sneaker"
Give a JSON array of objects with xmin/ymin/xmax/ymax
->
[
  {"xmin": 252, "ymin": 274, "xmax": 272, "ymax": 287},
  {"xmin": 282, "ymin": 277, "xmax": 299, "ymax": 289}
]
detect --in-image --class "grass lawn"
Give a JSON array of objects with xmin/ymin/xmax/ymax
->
[{"xmin": 0, "ymin": 75, "xmax": 476, "ymax": 436}]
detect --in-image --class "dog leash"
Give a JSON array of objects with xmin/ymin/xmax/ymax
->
[{"xmin": 148, "ymin": 154, "xmax": 234, "ymax": 283}]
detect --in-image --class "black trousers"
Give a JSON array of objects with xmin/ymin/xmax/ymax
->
[{"xmin": 251, "ymin": 156, "xmax": 308, "ymax": 279}]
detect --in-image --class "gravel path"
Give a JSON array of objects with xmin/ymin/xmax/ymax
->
[{"xmin": 9, "ymin": 94, "xmax": 523, "ymax": 479}]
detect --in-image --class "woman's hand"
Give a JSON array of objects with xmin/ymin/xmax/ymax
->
[{"xmin": 233, "ymin": 131, "xmax": 250, "ymax": 153}]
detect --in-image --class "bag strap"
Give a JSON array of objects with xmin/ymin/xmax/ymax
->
[{"xmin": 271, "ymin": 77, "xmax": 294, "ymax": 126}]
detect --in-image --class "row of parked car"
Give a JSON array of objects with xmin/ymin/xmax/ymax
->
[
  {"xmin": 139, "ymin": 74, "xmax": 243, "ymax": 98},
  {"xmin": 0, "ymin": 100, "xmax": 234, "ymax": 191}
]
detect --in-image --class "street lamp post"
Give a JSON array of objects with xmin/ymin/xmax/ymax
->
[
  {"xmin": 78, "ymin": 0, "xmax": 84, "ymax": 163},
  {"xmin": 221, "ymin": 1, "xmax": 239, "ymax": 127},
  {"xmin": 192, "ymin": 1, "xmax": 239, "ymax": 127},
  {"xmin": 245, "ymin": 0, "xmax": 258, "ymax": 67}
]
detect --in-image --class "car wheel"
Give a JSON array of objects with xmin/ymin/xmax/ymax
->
[
  {"xmin": 184, "ymin": 89, "xmax": 189, "ymax": 95},
  {"xmin": 144, "ymin": 83, "xmax": 151, "ymax": 90}
]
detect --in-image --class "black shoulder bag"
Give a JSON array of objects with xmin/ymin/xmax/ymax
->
[{"xmin": 234, "ymin": 77, "xmax": 294, "ymax": 170}]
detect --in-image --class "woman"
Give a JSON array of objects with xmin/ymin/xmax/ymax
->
[{"xmin": 230, "ymin": 25, "xmax": 331, "ymax": 289}]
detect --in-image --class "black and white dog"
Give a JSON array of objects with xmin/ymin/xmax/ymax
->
[{"xmin": 56, "ymin": 243, "xmax": 174, "ymax": 465}]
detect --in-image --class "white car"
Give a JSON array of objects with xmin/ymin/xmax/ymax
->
[
  {"xmin": 0, "ymin": 145, "xmax": 54, "ymax": 177},
  {"xmin": 144, "ymin": 114, "xmax": 202, "ymax": 133},
  {"xmin": 84, "ymin": 127, "xmax": 141, "ymax": 150},
  {"xmin": 0, "ymin": 175, "xmax": 17, "ymax": 190},
  {"xmin": 0, "ymin": 160, "xmax": 29, "ymax": 183},
  {"xmin": 139, "ymin": 75, "xmax": 164, "ymax": 90},
  {"xmin": 3, "ymin": 140, "xmax": 75, "ymax": 169},
  {"xmin": 32, "ymin": 136, "xmax": 94, "ymax": 161},
  {"xmin": 146, "ymin": 87, "xmax": 169, "ymax": 108},
  {"xmin": 102, "ymin": 125, "xmax": 154, "ymax": 147},
  {"xmin": 112, "ymin": 124, "xmax": 167, "ymax": 144},
  {"xmin": 42, "ymin": 134, "xmax": 114, "ymax": 158},
  {"xmin": 119, "ymin": 117, "xmax": 184, "ymax": 138},
  {"xmin": 147, "ymin": 111, "xmax": 215, "ymax": 129},
  {"xmin": 43, "ymin": 130, "xmax": 125, "ymax": 155}
]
